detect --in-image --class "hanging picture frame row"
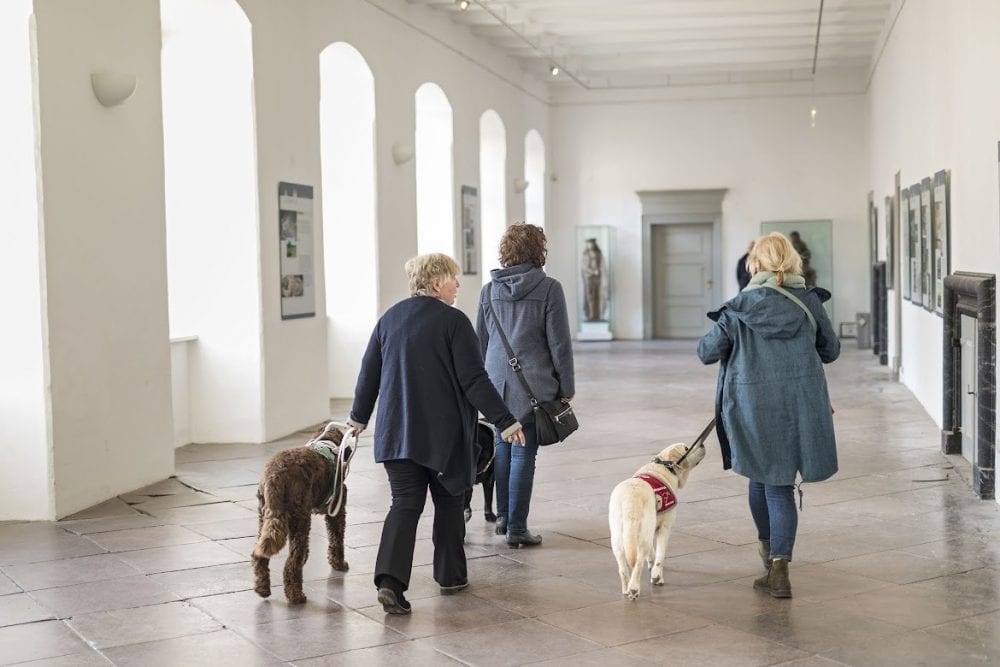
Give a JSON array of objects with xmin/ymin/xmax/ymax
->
[{"xmin": 899, "ymin": 169, "xmax": 950, "ymax": 316}]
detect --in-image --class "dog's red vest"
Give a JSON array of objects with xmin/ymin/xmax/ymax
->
[{"xmin": 634, "ymin": 474, "xmax": 677, "ymax": 513}]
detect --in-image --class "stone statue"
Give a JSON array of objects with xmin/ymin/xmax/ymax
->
[{"xmin": 581, "ymin": 238, "xmax": 607, "ymax": 321}]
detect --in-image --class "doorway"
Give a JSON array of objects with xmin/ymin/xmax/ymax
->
[{"xmin": 651, "ymin": 224, "xmax": 714, "ymax": 338}]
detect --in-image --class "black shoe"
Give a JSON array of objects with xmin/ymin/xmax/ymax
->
[
  {"xmin": 377, "ymin": 587, "xmax": 412, "ymax": 614},
  {"xmin": 439, "ymin": 579, "xmax": 469, "ymax": 595},
  {"xmin": 495, "ymin": 516, "xmax": 508, "ymax": 535},
  {"xmin": 506, "ymin": 531, "xmax": 542, "ymax": 548}
]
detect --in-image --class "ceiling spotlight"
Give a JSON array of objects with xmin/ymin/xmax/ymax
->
[
  {"xmin": 549, "ymin": 64, "xmax": 560, "ymax": 76},
  {"xmin": 456, "ymin": 0, "xmax": 470, "ymax": 9}
]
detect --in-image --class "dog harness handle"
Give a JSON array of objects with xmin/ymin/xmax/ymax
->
[{"xmin": 307, "ymin": 421, "xmax": 358, "ymax": 517}]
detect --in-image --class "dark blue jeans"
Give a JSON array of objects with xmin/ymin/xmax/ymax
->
[
  {"xmin": 748, "ymin": 480, "xmax": 797, "ymax": 561},
  {"xmin": 494, "ymin": 418, "xmax": 538, "ymax": 535}
]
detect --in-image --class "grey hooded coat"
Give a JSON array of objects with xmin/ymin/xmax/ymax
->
[
  {"xmin": 476, "ymin": 264, "xmax": 575, "ymax": 423},
  {"xmin": 697, "ymin": 274, "xmax": 840, "ymax": 486}
]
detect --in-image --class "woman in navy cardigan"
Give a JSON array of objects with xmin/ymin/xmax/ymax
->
[{"xmin": 348, "ymin": 253, "xmax": 524, "ymax": 615}]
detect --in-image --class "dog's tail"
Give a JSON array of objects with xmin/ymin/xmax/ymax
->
[{"xmin": 253, "ymin": 481, "xmax": 288, "ymax": 558}]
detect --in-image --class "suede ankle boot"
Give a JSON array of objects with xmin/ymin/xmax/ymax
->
[
  {"xmin": 753, "ymin": 558, "xmax": 791, "ymax": 598},
  {"xmin": 758, "ymin": 540, "xmax": 773, "ymax": 570}
]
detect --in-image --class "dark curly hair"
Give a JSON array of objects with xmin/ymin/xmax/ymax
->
[{"xmin": 498, "ymin": 222, "xmax": 547, "ymax": 268}]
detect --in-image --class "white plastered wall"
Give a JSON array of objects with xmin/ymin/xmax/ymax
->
[
  {"xmin": 237, "ymin": 0, "xmax": 549, "ymax": 437},
  {"xmin": 9, "ymin": 0, "xmax": 175, "ymax": 519},
  {"xmin": 548, "ymin": 95, "xmax": 869, "ymax": 339},
  {"xmin": 868, "ymin": 0, "xmax": 1000, "ymax": 425}
]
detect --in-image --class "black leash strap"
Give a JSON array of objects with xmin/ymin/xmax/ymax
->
[{"xmin": 674, "ymin": 418, "xmax": 716, "ymax": 466}]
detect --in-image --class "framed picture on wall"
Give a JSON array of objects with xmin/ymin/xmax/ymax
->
[
  {"xmin": 908, "ymin": 184, "xmax": 922, "ymax": 306},
  {"xmin": 900, "ymin": 185, "xmax": 910, "ymax": 300},
  {"xmin": 460, "ymin": 185, "xmax": 479, "ymax": 275},
  {"xmin": 932, "ymin": 170, "xmax": 950, "ymax": 316},
  {"xmin": 761, "ymin": 219, "xmax": 834, "ymax": 323},
  {"xmin": 920, "ymin": 177, "xmax": 933, "ymax": 311},
  {"xmin": 868, "ymin": 191, "xmax": 877, "ymax": 268},
  {"xmin": 884, "ymin": 194, "xmax": 894, "ymax": 289},
  {"xmin": 278, "ymin": 181, "xmax": 316, "ymax": 320}
]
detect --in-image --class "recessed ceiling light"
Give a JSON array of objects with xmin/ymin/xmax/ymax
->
[
  {"xmin": 456, "ymin": 0, "xmax": 470, "ymax": 10},
  {"xmin": 550, "ymin": 65, "xmax": 560, "ymax": 76}
]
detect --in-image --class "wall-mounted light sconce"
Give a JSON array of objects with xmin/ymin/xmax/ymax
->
[
  {"xmin": 391, "ymin": 141, "xmax": 415, "ymax": 166},
  {"xmin": 513, "ymin": 177, "xmax": 529, "ymax": 193},
  {"xmin": 90, "ymin": 72, "xmax": 137, "ymax": 107}
]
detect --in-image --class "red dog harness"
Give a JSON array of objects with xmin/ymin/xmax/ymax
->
[{"xmin": 634, "ymin": 474, "xmax": 677, "ymax": 513}]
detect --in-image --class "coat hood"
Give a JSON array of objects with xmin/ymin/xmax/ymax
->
[
  {"xmin": 490, "ymin": 264, "xmax": 546, "ymax": 301},
  {"xmin": 708, "ymin": 273, "xmax": 831, "ymax": 340}
]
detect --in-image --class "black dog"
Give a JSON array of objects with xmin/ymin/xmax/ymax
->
[{"xmin": 465, "ymin": 421, "xmax": 497, "ymax": 523}]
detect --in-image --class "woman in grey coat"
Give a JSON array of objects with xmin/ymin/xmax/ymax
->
[
  {"xmin": 698, "ymin": 232, "xmax": 839, "ymax": 598},
  {"xmin": 477, "ymin": 223, "xmax": 575, "ymax": 547}
]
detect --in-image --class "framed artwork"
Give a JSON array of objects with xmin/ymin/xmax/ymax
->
[
  {"xmin": 460, "ymin": 185, "xmax": 479, "ymax": 275},
  {"xmin": 884, "ymin": 194, "xmax": 894, "ymax": 289},
  {"xmin": 900, "ymin": 186, "xmax": 910, "ymax": 300},
  {"xmin": 868, "ymin": 191, "xmax": 877, "ymax": 269},
  {"xmin": 920, "ymin": 177, "xmax": 933, "ymax": 311},
  {"xmin": 932, "ymin": 170, "xmax": 950, "ymax": 315},
  {"xmin": 278, "ymin": 181, "xmax": 315, "ymax": 320},
  {"xmin": 761, "ymin": 219, "xmax": 833, "ymax": 322},
  {"xmin": 908, "ymin": 184, "xmax": 922, "ymax": 307}
]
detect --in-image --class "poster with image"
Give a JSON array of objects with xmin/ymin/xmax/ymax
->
[
  {"xmin": 278, "ymin": 181, "xmax": 315, "ymax": 320},
  {"xmin": 920, "ymin": 177, "xmax": 933, "ymax": 311},
  {"xmin": 460, "ymin": 185, "xmax": 479, "ymax": 275},
  {"xmin": 932, "ymin": 170, "xmax": 950, "ymax": 316},
  {"xmin": 900, "ymin": 186, "xmax": 910, "ymax": 300},
  {"xmin": 885, "ymin": 194, "xmax": 894, "ymax": 290},
  {"xmin": 908, "ymin": 184, "xmax": 922, "ymax": 307}
]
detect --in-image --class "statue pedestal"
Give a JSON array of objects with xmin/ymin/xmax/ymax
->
[{"xmin": 578, "ymin": 320, "xmax": 612, "ymax": 341}]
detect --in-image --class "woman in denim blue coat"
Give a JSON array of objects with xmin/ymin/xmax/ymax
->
[{"xmin": 698, "ymin": 232, "xmax": 839, "ymax": 598}]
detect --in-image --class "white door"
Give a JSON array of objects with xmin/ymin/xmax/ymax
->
[
  {"xmin": 960, "ymin": 314, "xmax": 977, "ymax": 465},
  {"xmin": 652, "ymin": 224, "xmax": 714, "ymax": 338}
]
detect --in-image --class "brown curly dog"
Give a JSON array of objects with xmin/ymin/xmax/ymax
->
[{"xmin": 252, "ymin": 423, "xmax": 350, "ymax": 604}]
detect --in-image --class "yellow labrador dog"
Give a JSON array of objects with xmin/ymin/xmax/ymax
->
[{"xmin": 609, "ymin": 440, "xmax": 707, "ymax": 600}]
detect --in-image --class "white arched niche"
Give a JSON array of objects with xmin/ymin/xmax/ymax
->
[
  {"xmin": 161, "ymin": 0, "xmax": 262, "ymax": 443},
  {"xmin": 319, "ymin": 42, "xmax": 378, "ymax": 398},
  {"xmin": 479, "ymin": 109, "xmax": 507, "ymax": 281},
  {"xmin": 524, "ymin": 129, "xmax": 545, "ymax": 228},
  {"xmin": 415, "ymin": 82, "xmax": 455, "ymax": 257}
]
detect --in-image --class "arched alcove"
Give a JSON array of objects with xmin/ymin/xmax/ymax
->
[
  {"xmin": 480, "ymin": 109, "xmax": 507, "ymax": 281},
  {"xmin": 525, "ymin": 129, "xmax": 546, "ymax": 228},
  {"xmin": 415, "ymin": 82, "xmax": 455, "ymax": 257},
  {"xmin": 320, "ymin": 42, "xmax": 378, "ymax": 398},
  {"xmin": 161, "ymin": 0, "xmax": 261, "ymax": 443}
]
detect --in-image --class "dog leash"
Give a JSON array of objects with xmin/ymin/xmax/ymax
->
[
  {"xmin": 654, "ymin": 418, "xmax": 716, "ymax": 472},
  {"xmin": 307, "ymin": 421, "xmax": 358, "ymax": 517}
]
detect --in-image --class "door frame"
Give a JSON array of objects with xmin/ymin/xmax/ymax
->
[{"xmin": 638, "ymin": 189, "xmax": 726, "ymax": 340}]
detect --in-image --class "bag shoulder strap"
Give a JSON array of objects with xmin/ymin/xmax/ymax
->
[
  {"xmin": 764, "ymin": 284, "xmax": 817, "ymax": 332},
  {"xmin": 485, "ymin": 285, "xmax": 540, "ymax": 406}
]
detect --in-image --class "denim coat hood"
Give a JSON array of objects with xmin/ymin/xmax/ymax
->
[{"xmin": 698, "ymin": 272, "xmax": 840, "ymax": 486}]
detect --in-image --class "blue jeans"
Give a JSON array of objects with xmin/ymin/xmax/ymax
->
[
  {"xmin": 748, "ymin": 481, "xmax": 797, "ymax": 561},
  {"xmin": 494, "ymin": 418, "xmax": 538, "ymax": 534}
]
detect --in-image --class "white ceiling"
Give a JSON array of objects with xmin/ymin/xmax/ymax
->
[{"xmin": 409, "ymin": 0, "xmax": 897, "ymax": 95}]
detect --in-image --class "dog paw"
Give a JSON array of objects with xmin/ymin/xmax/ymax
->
[
  {"xmin": 330, "ymin": 559, "xmax": 350, "ymax": 572},
  {"xmin": 651, "ymin": 576, "xmax": 664, "ymax": 586},
  {"xmin": 484, "ymin": 511, "xmax": 497, "ymax": 522},
  {"xmin": 254, "ymin": 585, "xmax": 271, "ymax": 598},
  {"xmin": 626, "ymin": 589, "xmax": 639, "ymax": 601},
  {"xmin": 463, "ymin": 508, "xmax": 472, "ymax": 523},
  {"xmin": 285, "ymin": 591, "xmax": 307, "ymax": 605}
]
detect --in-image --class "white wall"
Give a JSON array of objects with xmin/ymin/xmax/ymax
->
[
  {"xmin": 549, "ymin": 94, "xmax": 869, "ymax": 339},
  {"xmin": 31, "ymin": 0, "xmax": 174, "ymax": 518},
  {"xmin": 868, "ymin": 0, "xmax": 1000, "ymax": 425},
  {"xmin": 237, "ymin": 0, "xmax": 549, "ymax": 438},
  {"xmin": 0, "ymin": 0, "xmax": 51, "ymax": 520}
]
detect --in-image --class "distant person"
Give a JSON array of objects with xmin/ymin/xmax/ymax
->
[
  {"xmin": 789, "ymin": 231, "xmax": 817, "ymax": 287},
  {"xmin": 697, "ymin": 232, "xmax": 839, "ymax": 599},
  {"xmin": 736, "ymin": 241, "xmax": 754, "ymax": 291}
]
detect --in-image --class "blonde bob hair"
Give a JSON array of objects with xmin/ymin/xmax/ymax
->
[
  {"xmin": 747, "ymin": 232, "xmax": 803, "ymax": 286},
  {"xmin": 405, "ymin": 253, "xmax": 461, "ymax": 297}
]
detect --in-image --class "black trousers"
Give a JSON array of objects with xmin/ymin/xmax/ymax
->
[{"xmin": 374, "ymin": 459, "xmax": 467, "ymax": 591}]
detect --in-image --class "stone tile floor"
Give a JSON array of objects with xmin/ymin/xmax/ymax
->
[{"xmin": 2, "ymin": 342, "xmax": 999, "ymax": 665}]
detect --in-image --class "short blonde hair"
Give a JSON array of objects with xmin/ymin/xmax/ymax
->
[
  {"xmin": 747, "ymin": 232, "xmax": 803, "ymax": 286},
  {"xmin": 405, "ymin": 253, "xmax": 461, "ymax": 297}
]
